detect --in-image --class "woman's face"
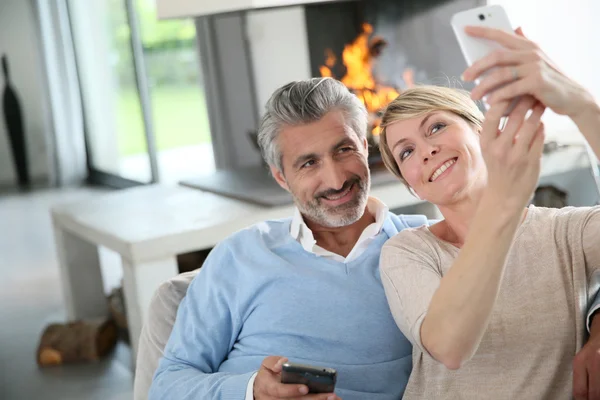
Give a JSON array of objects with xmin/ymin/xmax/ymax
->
[{"xmin": 385, "ymin": 111, "xmax": 487, "ymax": 205}]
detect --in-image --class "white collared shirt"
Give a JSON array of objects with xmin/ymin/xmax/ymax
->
[
  {"xmin": 289, "ymin": 196, "xmax": 389, "ymax": 262},
  {"xmin": 244, "ymin": 196, "xmax": 389, "ymax": 399}
]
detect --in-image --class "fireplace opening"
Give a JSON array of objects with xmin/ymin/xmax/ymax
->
[
  {"xmin": 318, "ymin": 22, "xmax": 413, "ymax": 164},
  {"xmin": 305, "ymin": 0, "xmax": 483, "ymax": 167}
]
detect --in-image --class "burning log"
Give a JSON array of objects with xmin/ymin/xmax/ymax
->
[{"xmin": 369, "ymin": 36, "xmax": 387, "ymax": 58}]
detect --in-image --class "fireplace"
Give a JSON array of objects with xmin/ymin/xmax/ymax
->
[{"xmin": 305, "ymin": 0, "xmax": 483, "ymax": 167}]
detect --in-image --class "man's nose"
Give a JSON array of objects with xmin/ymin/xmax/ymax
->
[{"xmin": 321, "ymin": 161, "xmax": 346, "ymax": 190}]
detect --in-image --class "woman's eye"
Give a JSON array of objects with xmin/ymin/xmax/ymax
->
[
  {"xmin": 430, "ymin": 122, "xmax": 446, "ymax": 135},
  {"xmin": 400, "ymin": 148, "xmax": 413, "ymax": 161}
]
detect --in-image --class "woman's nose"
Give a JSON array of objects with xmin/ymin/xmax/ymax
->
[{"xmin": 422, "ymin": 147, "xmax": 439, "ymax": 163}]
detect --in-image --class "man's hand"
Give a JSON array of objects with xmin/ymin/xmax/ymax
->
[
  {"xmin": 253, "ymin": 356, "xmax": 341, "ymax": 400},
  {"xmin": 574, "ymin": 313, "xmax": 600, "ymax": 400}
]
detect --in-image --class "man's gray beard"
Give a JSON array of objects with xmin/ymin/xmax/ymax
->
[{"xmin": 294, "ymin": 174, "xmax": 371, "ymax": 228}]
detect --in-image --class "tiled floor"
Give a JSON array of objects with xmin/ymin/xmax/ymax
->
[{"xmin": 0, "ymin": 187, "xmax": 134, "ymax": 400}]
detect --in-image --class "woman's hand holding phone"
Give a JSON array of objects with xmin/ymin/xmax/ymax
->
[{"xmin": 462, "ymin": 25, "xmax": 593, "ymax": 120}]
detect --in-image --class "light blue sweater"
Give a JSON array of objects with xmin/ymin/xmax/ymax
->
[{"xmin": 149, "ymin": 213, "xmax": 428, "ymax": 400}]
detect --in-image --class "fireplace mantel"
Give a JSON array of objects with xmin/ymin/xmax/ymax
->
[{"xmin": 156, "ymin": 0, "xmax": 355, "ymax": 19}]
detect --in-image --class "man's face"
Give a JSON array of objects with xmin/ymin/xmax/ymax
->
[{"xmin": 271, "ymin": 111, "xmax": 371, "ymax": 228}]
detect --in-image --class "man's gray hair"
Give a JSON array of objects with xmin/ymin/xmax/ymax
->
[{"xmin": 257, "ymin": 77, "xmax": 368, "ymax": 172}]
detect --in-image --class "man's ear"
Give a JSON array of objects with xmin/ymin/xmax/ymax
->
[
  {"xmin": 270, "ymin": 165, "xmax": 290, "ymax": 192},
  {"xmin": 362, "ymin": 135, "xmax": 369, "ymax": 156}
]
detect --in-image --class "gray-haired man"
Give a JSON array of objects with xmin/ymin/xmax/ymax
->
[{"xmin": 148, "ymin": 78, "xmax": 429, "ymax": 400}]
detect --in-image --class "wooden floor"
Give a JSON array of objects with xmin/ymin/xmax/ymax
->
[{"xmin": 0, "ymin": 187, "xmax": 134, "ymax": 400}]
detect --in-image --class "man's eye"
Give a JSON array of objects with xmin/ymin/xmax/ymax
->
[
  {"xmin": 400, "ymin": 148, "xmax": 413, "ymax": 161},
  {"xmin": 338, "ymin": 147, "xmax": 353, "ymax": 153},
  {"xmin": 302, "ymin": 160, "xmax": 316, "ymax": 168}
]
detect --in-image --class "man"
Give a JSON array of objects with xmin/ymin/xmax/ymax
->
[
  {"xmin": 148, "ymin": 78, "xmax": 600, "ymax": 399},
  {"xmin": 148, "ymin": 77, "xmax": 428, "ymax": 400}
]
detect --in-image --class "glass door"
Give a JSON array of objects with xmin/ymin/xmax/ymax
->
[
  {"xmin": 69, "ymin": 0, "xmax": 154, "ymax": 184},
  {"xmin": 135, "ymin": 0, "xmax": 214, "ymax": 183},
  {"xmin": 67, "ymin": 0, "xmax": 214, "ymax": 186}
]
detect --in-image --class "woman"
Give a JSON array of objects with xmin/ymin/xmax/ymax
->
[{"xmin": 378, "ymin": 26, "xmax": 600, "ymax": 399}]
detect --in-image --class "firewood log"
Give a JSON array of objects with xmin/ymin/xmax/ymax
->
[{"xmin": 37, "ymin": 318, "xmax": 118, "ymax": 367}]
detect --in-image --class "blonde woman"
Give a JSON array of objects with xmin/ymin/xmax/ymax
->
[{"xmin": 378, "ymin": 26, "xmax": 600, "ymax": 399}]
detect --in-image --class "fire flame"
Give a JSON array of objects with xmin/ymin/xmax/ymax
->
[
  {"xmin": 320, "ymin": 49, "xmax": 337, "ymax": 78},
  {"xmin": 320, "ymin": 23, "xmax": 404, "ymax": 135}
]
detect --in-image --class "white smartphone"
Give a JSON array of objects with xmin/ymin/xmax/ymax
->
[{"xmin": 451, "ymin": 5, "xmax": 517, "ymax": 114}]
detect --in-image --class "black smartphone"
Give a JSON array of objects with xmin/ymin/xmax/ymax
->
[{"xmin": 281, "ymin": 362, "xmax": 337, "ymax": 394}]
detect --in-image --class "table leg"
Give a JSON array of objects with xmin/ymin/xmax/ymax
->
[
  {"xmin": 121, "ymin": 256, "xmax": 179, "ymax": 365},
  {"xmin": 53, "ymin": 224, "xmax": 108, "ymax": 320}
]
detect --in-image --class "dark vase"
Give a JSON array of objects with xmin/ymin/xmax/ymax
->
[{"xmin": 2, "ymin": 54, "xmax": 30, "ymax": 188}]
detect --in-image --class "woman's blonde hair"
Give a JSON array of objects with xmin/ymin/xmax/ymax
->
[{"xmin": 379, "ymin": 85, "xmax": 484, "ymax": 186}]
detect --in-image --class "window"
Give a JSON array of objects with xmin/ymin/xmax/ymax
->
[{"xmin": 68, "ymin": 0, "xmax": 214, "ymax": 185}]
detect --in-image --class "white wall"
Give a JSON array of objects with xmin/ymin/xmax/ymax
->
[
  {"xmin": 245, "ymin": 6, "xmax": 312, "ymax": 111},
  {"xmin": 489, "ymin": 0, "xmax": 600, "ymax": 144},
  {"xmin": 0, "ymin": 0, "xmax": 53, "ymax": 187}
]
